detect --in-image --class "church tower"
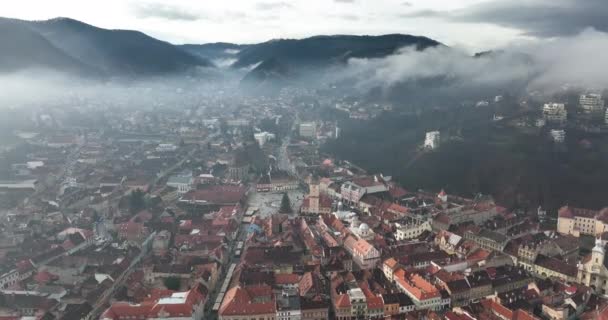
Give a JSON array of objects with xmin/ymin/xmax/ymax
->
[{"xmin": 592, "ymin": 236, "xmax": 605, "ymax": 266}]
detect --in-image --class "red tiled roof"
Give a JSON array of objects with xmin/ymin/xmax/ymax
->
[
  {"xmin": 275, "ymin": 273, "xmax": 301, "ymax": 285},
  {"xmin": 102, "ymin": 284, "xmax": 207, "ymax": 320},
  {"xmin": 219, "ymin": 285, "xmax": 275, "ymax": 316},
  {"xmin": 181, "ymin": 185, "xmax": 246, "ymax": 204}
]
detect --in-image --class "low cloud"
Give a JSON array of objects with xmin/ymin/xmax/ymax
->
[
  {"xmin": 340, "ymin": 29, "xmax": 608, "ymax": 96},
  {"xmin": 131, "ymin": 2, "xmax": 202, "ymax": 21}
]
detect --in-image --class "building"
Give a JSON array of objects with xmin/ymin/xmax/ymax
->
[
  {"xmin": 344, "ymin": 236, "xmax": 380, "ymax": 270},
  {"xmin": 167, "ymin": 171, "xmax": 193, "ymax": 194},
  {"xmin": 550, "ymin": 129, "xmax": 566, "ymax": 143},
  {"xmin": 219, "ymin": 285, "xmax": 276, "ymax": 320},
  {"xmin": 256, "ymin": 171, "xmax": 299, "ymax": 192},
  {"xmin": 300, "ymin": 178, "xmax": 332, "ymax": 215},
  {"xmin": 394, "ymin": 269, "xmax": 443, "ymax": 311},
  {"xmin": 155, "ymin": 143, "xmax": 178, "ymax": 152},
  {"xmin": 276, "ymin": 290, "xmax": 301, "ymax": 320},
  {"xmin": 299, "ymin": 122, "xmax": 317, "ymax": 138},
  {"xmin": 340, "ymin": 176, "xmax": 388, "ymax": 205},
  {"xmin": 347, "ymin": 287, "xmax": 367, "ymax": 318},
  {"xmin": 557, "ymin": 206, "xmax": 608, "ymax": 237},
  {"xmin": 424, "ymin": 131, "xmax": 440, "ymax": 150},
  {"xmin": 101, "ymin": 284, "xmax": 207, "ymax": 320},
  {"xmin": 580, "ymin": 93, "xmax": 605, "ymax": 114},
  {"xmin": 542, "ymin": 103, "xmax": 567, "ymax": 123},
  {"xmin": 395, "ymin": 220, "xmax": 432, "ymax": 241},
  {"xmin": 578, "ymin": 237, "xmax": 608, "ymax": 295},
  {"xmin": 254, "ymin": 132, "xmax": 276, "ymax": 147},
  {"xmin": 464, "ymin": 229, "xmax": 509, "ymax": 252}
]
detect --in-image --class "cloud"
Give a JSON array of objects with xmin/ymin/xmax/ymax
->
[
  {"xmin": 401, "ymin": 2, "xmax": 413, "ymax": 7},
  {"xmin": 131, "ymin": 2, "xmax": 202, "ymax": 21},
  {"xmin": 255, "ymin": 2, "xmax": 293, "ymax": 10},
  {"xmin": 403, "ymin": 0, "xmax": 608, "ymax": 38},
  {"xmin": 334, "ymin": 0, "xmax": 356, "ymax": 3},
  {"xmin": 339, "ymin": 29, "xmax": 608, "ymax": 97}
]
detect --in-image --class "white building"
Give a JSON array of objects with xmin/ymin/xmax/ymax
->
[
  {"xmin": 254, "ymin": 132, "xmax": 276, "ymax": 146},
  {"xmin": 579, "ymin": 93, "xmax": 605, "ymax": 114},
  {"xmin": 156, "ymin": 143, "xmax": 178, "ymax": 152},
  {"xmin": 395, "ymin": 220, "xmax": 432, "ymax": 241},
  {"xmin": 550, "ymin": 129, "xmax": 566, "ymax": 143},
  {"xmin": 299, "ymin": 122, "xmax": 317, "ymax": 138},
  {"xmin": 543, "ymin": 103, "xmax": 567, "ymax": 123},
  {"xmin": 424, "ymin": 131, "xmax": 440, "ymax": 150},
  {"xmin": 167, "ymin": 172, "xmax": 193, "ymax": 194}
]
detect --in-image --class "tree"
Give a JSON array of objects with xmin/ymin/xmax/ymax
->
[
  {"xmin": 279, "ymin": 192, "xmax": 292, "ymax": 213},
  {"xmin": 163, "ymin": 277, "xmax": 181, "ymax": 291},
  {"xmin": 129, "ymin": 189, "xmax": 146, "ymax": 214}
]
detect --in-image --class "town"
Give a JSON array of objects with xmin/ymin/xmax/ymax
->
[{"xmin": 0, "ymin": 87, "xmax": 608, "ymax": 320}]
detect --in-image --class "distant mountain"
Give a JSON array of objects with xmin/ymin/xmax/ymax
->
[
  {"xmin": 232, "ymin": 34, "xmax": 441, "ymax": 88},
  {"xmin": 0, "ymin": 17, "xmax": 212, "ymax": 76},
  {"xmin": 232, "ymin": 34, "xmax": 441, "ymax": 69},
  {"xmin": 0, "ymin": 19, "xmax": 96, "ymax": 75},
  {"xmin": 240, "ymin": 58, "xmax": 291, "ymax": 91},
  {"xmin": 180, "ymin": 43, "xmax": 251, "ymax": 65}
]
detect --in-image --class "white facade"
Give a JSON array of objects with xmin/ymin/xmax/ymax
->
[
  {"xmin": 395, "ymin": 221, "xmax": 432, "ymax": 241},
  {"xmin": 424, "ymin": 131, "xmax": 440, "ymax": 150},
  {"xmin": 299, "ymin": 122, "xmax": 317, "ymax": 138},
  {"xmin": 156, "ymin": 144, "xmax": 178, "ymax": 152},
  {"xmin": 543, "ymin": 103, "xmax": 567, "ymax": 123},
  {"xmin": 580, "ymin": 93, "xmax": 605, "ymax": 114},
  {"xmin": 254, "ymin": 132, "xmax": 276, "ymax": 146},
  {"xmin": 550, "ymin": 129, "xmax": 566, "ymax": 143}
]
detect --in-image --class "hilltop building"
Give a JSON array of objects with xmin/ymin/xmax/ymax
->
[{"xmin": 424, "ymin": 131, "xmax": 440, "ymax": 150}]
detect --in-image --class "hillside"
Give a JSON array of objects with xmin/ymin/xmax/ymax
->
[
  {"xmin": 0, "ymin": 17, "xmax": 212, "ymax": 76},
  {"xmin": 0, "ymin": 19, "xmax": 96, "ymax": 75},
  {"xmin": 232, "ymin": 34, "xmax": 441, "ymax": 69}
]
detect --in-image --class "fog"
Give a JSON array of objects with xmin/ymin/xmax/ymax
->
[
  {"xmin": 340, "ymin": 28, "xmax": 608, "ymax": 99},
  {"xmin": 1, "ymin": 29, "xmax": 608, "ymax": 109}
]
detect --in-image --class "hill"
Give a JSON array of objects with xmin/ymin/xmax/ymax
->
[
  {"xmin": 0, "ymin": 19, "xmax": 96, "ymax": 75},
  {"xmin": 0, "ymin": 17, "xmax": 212, "ymax": 76},
  {"xmin": 232, "ymin": 34, "xmax": 441, "ymax": 69}
]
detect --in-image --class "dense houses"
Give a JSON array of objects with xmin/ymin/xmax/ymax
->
[{"xmin": 3, "ymin": 90, "xmax": 608, "ymax": 320}]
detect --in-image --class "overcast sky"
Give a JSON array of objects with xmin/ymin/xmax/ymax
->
[{"xmin": 3, "ymin": 0, "xmax": 607, "ymax": 51}]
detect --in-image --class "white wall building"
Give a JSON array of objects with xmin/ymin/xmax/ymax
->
[
  {"xmin": 550, "ymin": 129, "xmax": 566, "ymax": 143},
  {"xmin": 579, "ymin": 93, "xmax": 605, "ymax": 114},
  {"xmin": 299, "ymin": 122, "xmax": 317, "ymax": 138},
  {"xmin": 424, "ymin": 131, "xmax": 440, "ymax": 150},
  {"xmin": 543, "ymin": 103, "xmax": 568, "ymax": 123},
  {"xmin": 395, "ymin": 220, "xmax": 432, "ymax": 241},
  {"xmin": 156, "ymin": 143, "xmax": 178, "ymax": 152},
  {"xmin": 254, "ymin": 132, "xmax": 276, "ymax": 146}
]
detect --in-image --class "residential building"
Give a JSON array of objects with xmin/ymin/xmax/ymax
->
[
  {"xmin": 394, "ymin": 269, "xmax": 443, "ymax": 311},
  {"xmin": 299, "ymin": 122, "xmax": 317, "ymax": 138},
  {"xmin": 580, "ymin": 93, "xmax": 605, "ymax": 114},
  {"xmin": 101, "ymin": 284, "xmax": 207, "ymax": 320},
  {"xmin": 557, "ymin": 206, "xmax": 608, "ymax": 237},
  {"xmin": 219, "ymin": 285, "xmax": 276, "ymax": 320},
  {"xmin": 424, "ymin": 131, "xmax": 440, "ymax": 150},
  {"xmin": 543, "ymin": 103, "xmax": 567, "ymax": 123},
  {"xmin": 254, "ymin": 132, "xmax": 276, "ymax": 146},
  {"xmin": 550, "ymin": 129, "xmax": 566, "ymax": 143},
  {"xmin": 167, "ymin": 171, "xmax": 193, "ymax": 194},
  {"xmin": 395, "ymin": 220, "xmax": 432, "ymax": 241}
]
